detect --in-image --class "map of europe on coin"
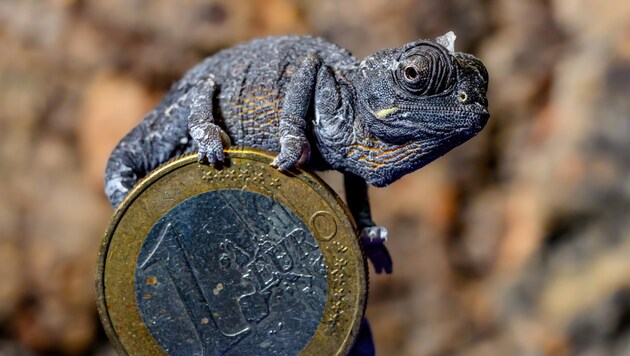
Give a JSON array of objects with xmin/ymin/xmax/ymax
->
[{"xmin": 136, "ymin": 190, "xmax": 326, "ymax": 354}]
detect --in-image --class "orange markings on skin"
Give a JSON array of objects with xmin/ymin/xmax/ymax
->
[{"xmin": 348, "ymin": 140, "xmax": 418, "ymax": 168}]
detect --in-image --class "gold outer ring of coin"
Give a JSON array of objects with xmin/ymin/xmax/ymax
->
[{"xmin": 96, "ymin": 148, "xmax": 368, "ymax": 355}]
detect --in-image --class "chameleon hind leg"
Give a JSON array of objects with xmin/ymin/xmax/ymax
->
[
  {"xmin": 104, "ymin": 75, "xmax": 227, "ymax": 208},
  {"xmin": 104, "ymin": 106, "xmax": 194, "ymax": 208},
  {"xmin": 344, "ymin": 172, "xmax": 393, "ymax": 274}
]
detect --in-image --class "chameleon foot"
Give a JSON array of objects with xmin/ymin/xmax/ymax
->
[
  {"xmin": 271, "ymin": 134, "xmax": 311, "ymax": 170},
  {"xmin": 192, "ymin": 124, "xmax": 230, "ymax": 164},
  {"xmin": 360, "ymin": 226, "xmax": 388, "ymax": 244},
  {"xmin": 360, "ymin": 226, "xmax": 392, "ymax": 274}
]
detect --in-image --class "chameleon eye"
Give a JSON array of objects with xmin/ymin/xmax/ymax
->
[
  {"xmin": 399, "ymin": 56, "xmax": 431, "ymax": 93},
  {"xmin": 396, "ymin": 42, "xmax": 455, "ymax": 96},
  {"xmin": 458, "ymin": 91, "xmax": 468, "ymax": 103}
]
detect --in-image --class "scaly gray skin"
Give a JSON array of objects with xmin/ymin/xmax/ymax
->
[{"xmin": 104, "ymin": 34, "xmax": 489, "ymax": 275}]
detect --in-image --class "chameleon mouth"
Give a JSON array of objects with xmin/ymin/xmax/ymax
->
[
  {"xmin": 464, "ymin": 106, "xmax": 489, "ymax": 131},
  {"xmin": 476, "ymin": 110, "xmax": 490, "ymax": 130}
]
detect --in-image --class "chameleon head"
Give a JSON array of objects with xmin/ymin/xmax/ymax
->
[{"xmin": 352, "ymin": 32, "xmax": 489, "ymax": 186}]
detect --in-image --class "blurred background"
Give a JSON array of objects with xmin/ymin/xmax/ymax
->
[{"xmin": 1, "ymin": 0, "xmax": 629, "ymax": 355}]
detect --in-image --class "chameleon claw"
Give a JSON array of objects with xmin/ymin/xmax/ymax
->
[
  {"xmin": 270, "ymin": 154, "xmax": 295, "ymax": 171},
  {"xmin": 272, "ymin": 152, "xmax": 305, "ymax": 171},
  {"xmin": 206, "ymin": 153, "xmax": 217, "ymax": 165},
  {"xmin": 197, "ymin": 145, "xmax": 224, "ymax": 165},
  {"xmin": 273, "ymin": 135, "xmax": 310, "ymax": 171},
  {"xmin": 206, "ymin": 146, "xmax": 225, "ymax": 165},
  {"xmin": 360, "ymin": 226, "xmax": 388, "ymax": 245},
  {"xmin": 214, "ymin": 150, "xmax": 225, "ymax": 164},
  {"xmin": 270, "ymin": 156, "xmax": 282, "ymax": 169},
  {"xmin": 197, "ymin": 147, "xmax": 211, "ymax": 163},
  {"xmin": 359, "ymin": 226, "xmax": 392, "ymax": 274},
  {"xmin": 278, "ymin": 161, "xmax": 294, "ymax": 171}
]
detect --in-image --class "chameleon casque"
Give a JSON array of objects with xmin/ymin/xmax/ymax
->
[{"xmin": 105, "ymin": 32, "xmax": 489, "ymax": 277}]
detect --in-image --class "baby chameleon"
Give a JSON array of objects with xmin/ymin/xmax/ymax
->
[{"xmin": 104, "ymin": 32, "xmax": 489, "ymax": 274}]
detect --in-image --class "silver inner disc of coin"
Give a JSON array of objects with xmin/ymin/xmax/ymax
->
[{"xmin": 135, "ymin": 190, "xmax": 328, "ymax": 355}]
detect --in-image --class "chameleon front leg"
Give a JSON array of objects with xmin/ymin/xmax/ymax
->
[
  {"xmin": 271, "ymin": 53, "xmax": 323, "ymax": 170},
  {"xmin": 186, "ymin": 74, "xmax": 230, "ymax": 164},
  {"xmin": 344, "ymin": 173, "xmax": 393, "ymax": 274}
]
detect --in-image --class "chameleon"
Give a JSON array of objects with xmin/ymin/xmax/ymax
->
[{"xmin": 104, "ymin": 32, "xmax": 489, "ymax": 276}]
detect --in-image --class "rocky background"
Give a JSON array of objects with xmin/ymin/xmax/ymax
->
[{"xmin": 1, "ymin": 0, "xmax": 629, "ymax": 355}]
